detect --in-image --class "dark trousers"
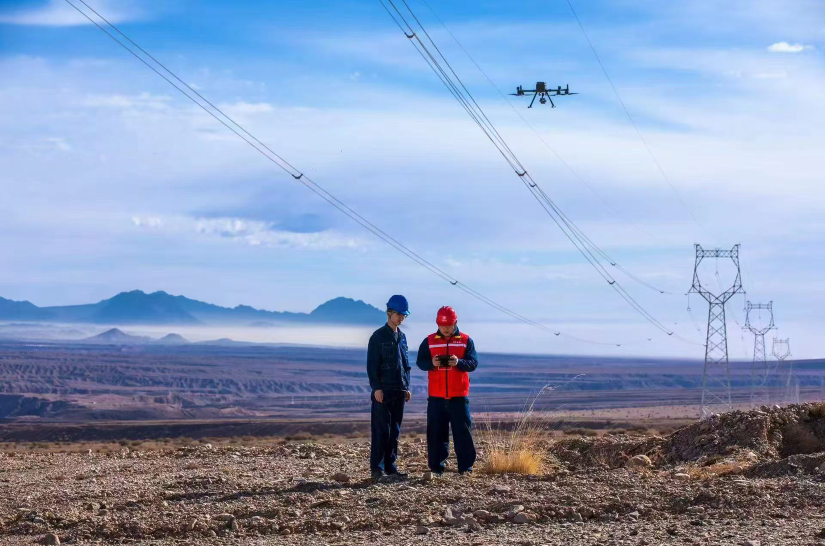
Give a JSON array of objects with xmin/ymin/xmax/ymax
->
[
  {"xmin": 370, "ymin": 390, "xmax": 405, "ymax": 473},
  {"xmin": 427, "ymin": 396, "xmax": 476, "ymax": 473}
]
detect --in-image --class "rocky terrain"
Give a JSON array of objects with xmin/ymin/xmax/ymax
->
[{"xmin": 2, "ymin": 404, "xmax": 825, "ymax": 545}]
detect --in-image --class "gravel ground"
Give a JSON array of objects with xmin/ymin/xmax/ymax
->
[{"xmin": 2, "ymin": 404, "xmax": 825, "ymax": 545}]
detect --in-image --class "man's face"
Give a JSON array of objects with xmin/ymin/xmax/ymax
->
[
  {"xmin": 387, "ymin": 311, "xmax": 407, "ymax": 328},
  {"xmin": 438, "ymin": 323, "xmax": 456, "ymax": 337}
]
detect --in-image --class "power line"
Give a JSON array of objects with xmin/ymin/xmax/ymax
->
[
  {"xmin": 381, "ymin": 0, "xmax": 700, "ymax": 346},
  {"xmin": 418, "ymin": 0, "xmax": 675, "ymax": 295},
  {"xmin": 563, "ymin": 0, "xmax": 715, "ymax": 242},
  {"xmin": 63, "ymin": 0, "xmax": 630, "ymax": 348}
]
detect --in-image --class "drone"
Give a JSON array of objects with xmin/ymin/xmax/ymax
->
[{"xmin": 511, "ymin": 82, "xmax": 578, "ymax": 108}]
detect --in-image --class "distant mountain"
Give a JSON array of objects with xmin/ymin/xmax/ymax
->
[
  {"xmin": 0, "ymin": 290, "xmax": 385, "ymax": 326},
  {"xmin": 80, "ymin": 328, "xmax": 152, "ymax": 345},
  {"xmin": 310, "ymin": 297, "xmax": 386, "ymax": 323},
  {"xmin": 196, "ymin": 338, "xmax": 253, "ymax": 347},
  {"xmin": 154, "ymin": 333, "xmax": 190, "ymax": 345},
  {"xmin": 0, "ymin": 297, "xmax": 51, "ymax": 321}
]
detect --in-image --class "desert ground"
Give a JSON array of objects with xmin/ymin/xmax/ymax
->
[
  {"xmin": 3, "ymin": 403, "xmax": 825, "ymax": 545},
  {"xmin": 1, "ymin": 341, "xmax": 823, "ymax": 423}
]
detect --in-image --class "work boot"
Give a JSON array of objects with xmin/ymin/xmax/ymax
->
[
  {"xmin": 385, "ymin": 470, "xmax": 408, "ymax": 481},
  {"xmin": 371, "ymin": 470, "xmax": 384, "ymax": 481}
]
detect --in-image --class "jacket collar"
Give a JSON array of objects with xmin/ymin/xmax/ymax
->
[
  {"xmin": 383, "ymin": 323, "xmax": 402, "ymax": 335},
  {"xmin": 433, "ymin": 326, "xmax": 461, "ymax": 340}
]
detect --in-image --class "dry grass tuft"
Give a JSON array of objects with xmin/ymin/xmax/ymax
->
[
  {"xmin": 477, "ymin": 378, "xmax": 580, "ymax": 475},
  {"xmin": 483, "ymin": 444, "xmax": 543, "ymax": 475}
]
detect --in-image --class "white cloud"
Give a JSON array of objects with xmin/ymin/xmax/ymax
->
[
  {"xmin": 220, "ymin": 102, "xmax": 274, "ymax": 115},
  {"xmin": 82, "ymin": 93, "xmax": 172, "ymax": 111},
  {"xmin": 131, "ymin": 216, "xmax": 163, "ymax": 229},
  {"xmin": 190, "ymin": 217, "xmax": 363, "ymax": 250},
  {"xmin": 767, "ymin": 41, "xmax": 813, "ymax": 53},
  {"xmin": 0, "ymin": 0, "xmax": 139, "ymax": 27}
]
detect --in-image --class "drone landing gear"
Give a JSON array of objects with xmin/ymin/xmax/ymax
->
[{"xmin": 528, "ymin": 93, "xmax": 555, "ymax": 108}]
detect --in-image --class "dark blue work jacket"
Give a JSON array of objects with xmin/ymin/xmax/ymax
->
[{"xmin": 366, "ymin": 324, "xmax": 411, "ymax": 392}]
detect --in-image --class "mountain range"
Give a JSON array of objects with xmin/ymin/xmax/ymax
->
[{"xmin": 0, "ymin": 290, "xmax": 385, "ymax": 326}]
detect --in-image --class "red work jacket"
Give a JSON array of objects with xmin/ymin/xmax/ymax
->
[{"xmin": 427, "ymin": 331, "xmax": 470, "ymax": 398}]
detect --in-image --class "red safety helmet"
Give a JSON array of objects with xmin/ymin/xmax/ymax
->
[{"xmin": 436, "ymin": 306, "xmax": 458, "ymax": 326}]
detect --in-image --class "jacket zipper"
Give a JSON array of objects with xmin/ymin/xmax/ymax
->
[{"xmin": 444, "ymin": 336, "xmax": 451, "ymax": 399}]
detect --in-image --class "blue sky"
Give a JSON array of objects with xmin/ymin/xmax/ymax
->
[{"xmin": 1, "ymin": 0, "xmax": 823, "ymax": 357}]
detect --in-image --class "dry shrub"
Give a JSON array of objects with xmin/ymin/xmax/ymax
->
[
  {"xmin": 563, "ymin": 427, "xmax": 598, "ymax": 437},
  {"xmin": 809, "ymin": 402, "xmax": 825, "ymax": 419},
  {"xmin": 684, "ymin": 461, "xmax": 746, "ymax": 479},
  {"xmin": 478, "ymin": 380, "xmax": 576, "ymax": 475},
  {"xmin": 781, "ymin": 423, "xmax": 825, "ymax": 456}
]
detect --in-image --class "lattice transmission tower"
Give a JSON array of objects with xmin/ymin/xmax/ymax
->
[
  {"xmin": 772, "ymin": 338, "xmax": 798, "ymax": 405},
  {"xmin": 689, "ymin": 244, "xmax": 744, "ymax": 418},
  {"xmin": 744, "ymin": 301, "xmax": 775, "ymax": 408}
]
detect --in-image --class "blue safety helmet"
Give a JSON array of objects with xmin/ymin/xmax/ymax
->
[{"xmin": 386, "ymin": 295, "xmax": 410, "ymax": 316}]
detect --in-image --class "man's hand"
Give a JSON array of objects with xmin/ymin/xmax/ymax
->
[
  {"xmin": 374, "ymin": 389, "xmax": 384, "ymax": 403},
  {"xmin": 448, "ymin": 355, "xmax": 459, "ymax": 367},
  {"xmin": 405, "ymin": 391, "xmax": 412, "ymax": 402},
  {"xmin": 432, "ymin": 356, "xmax": 442, "ymax": 369}
]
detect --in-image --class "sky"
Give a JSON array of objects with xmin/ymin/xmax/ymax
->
[{"xmin": 1, "ymin": 0, "xmax": 823, "ymax": 357}]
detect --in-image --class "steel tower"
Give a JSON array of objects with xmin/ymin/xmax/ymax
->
[
  {"xmin": 689, "ymin": 244, "xmax": 744, "ymax": 418},
  {"xmin": 772, "ymin": 338, "xmax": 797, "ymax": 405},
  {"xmin": 744, "ymin": 301, "xmax": 775, "ymax": 407}
]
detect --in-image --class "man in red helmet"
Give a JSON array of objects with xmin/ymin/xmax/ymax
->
[{"xmin": 415, "ymin": 306, "xmax": 478, "ymax": 475}]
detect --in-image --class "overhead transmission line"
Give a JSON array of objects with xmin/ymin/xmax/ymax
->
[
  {"xmin": 418, "ymin": 0, "xmax": 673, "ymax": 296},
  {"xmin": 63, "ymin": 0, "xmax": 631, "ymax": 348},
  {"xmin": 563, "ymin": 0, "xmax": 715, "ymax": 242},
  {"xmin": 379, "ymin": 0, "xmax": 701, "ymax": 346}
]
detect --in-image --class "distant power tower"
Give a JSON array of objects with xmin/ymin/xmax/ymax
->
[
  {"xmin": 689, "ymin": 244, "xmax": 744, "ymax": 418},
  {"xmin": 744, "ymin": 301, "xmax": 775, "ymax": 408},
  {"xmin": 772, "ymin": 338, "xmax": 798, "ymax": 405}
]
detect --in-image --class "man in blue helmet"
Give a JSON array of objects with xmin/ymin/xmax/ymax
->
[{"xmin": 366, "ymin": 295, "xmax": 412, "ymax": 480}]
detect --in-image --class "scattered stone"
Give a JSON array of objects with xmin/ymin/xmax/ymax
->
[
  {"xmin": 513, "ymin": 513, "xmax": 530, "ymax": 524},
  {"xmin": 627, "ymin": 454, "xmax": 653, "ymax": 469},
  {"xmin": 40, "ymin": 534, "xmax": 60, "ymax": 546},
  {"xmin": 579, "ymin": 507, "xmax": 597, "ymax": 519},
  {"xmin": 674, "ymin": 472, "xmax": 691, "ymax": 481},
  {"xmin": 215, "ymin": 514, "xmax": 235, "ymax": 521},
  {"xmin": 422, "ymin": 471, "xmax": 435, "ymax": 481},
  {"xmin": 491, "ymin": 484, "xmax": 511, "ymax": 494},
  {"xmin": 743, "ymin": 540, "xmax": 760, "ymax": 546},
  {"xmin": 332, "ymin": 472, "xmax": 350, "ymax": 483},
  {"xmin": 416, "ymin": 525, "xmax": 429, "ymax": 535},
  {"xmin": 506, "ymin": 505, "xmax": 525, "ymax": 519},
  {"xmin": 473, "ymin": 510, "xmax": 491, "ymax": 520}
]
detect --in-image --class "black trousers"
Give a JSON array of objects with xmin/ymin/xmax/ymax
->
[
  {"xmin": 370, "ymin": 390, "xmax": 405, "ymax": 473},
  {"xmin": 427, "ymin": 396, "xmax": 476, "ymax": 473}
]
